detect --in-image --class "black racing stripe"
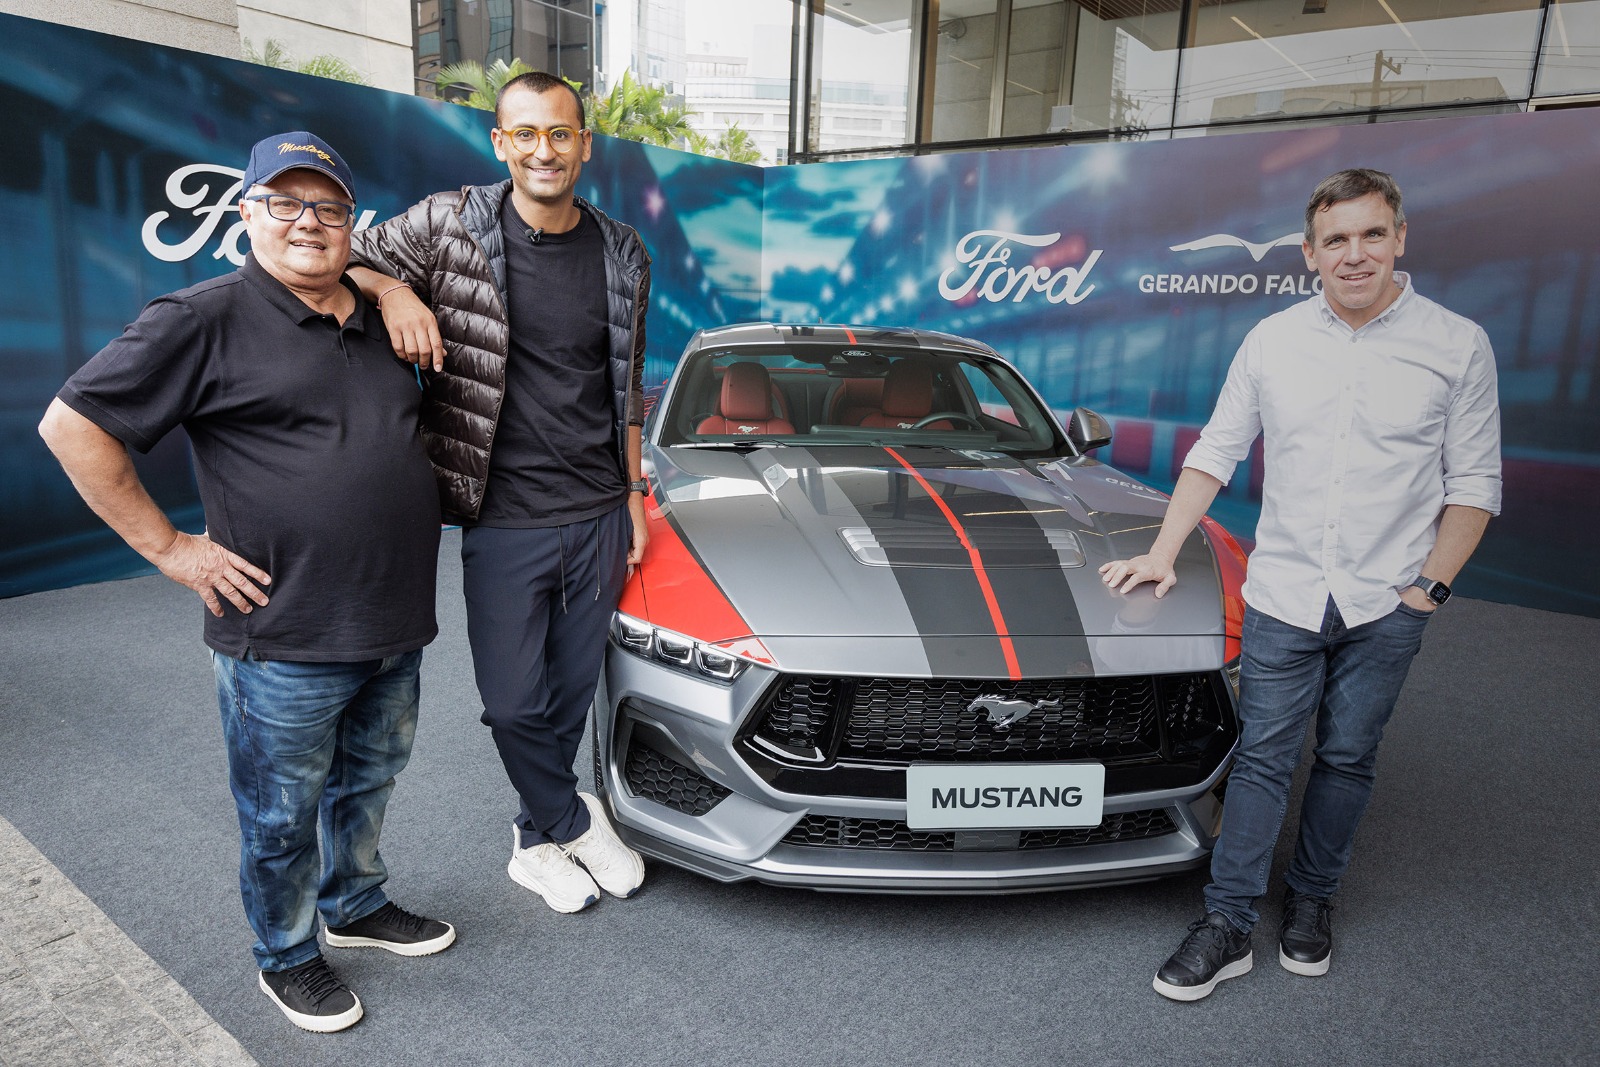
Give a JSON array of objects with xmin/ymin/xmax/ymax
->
[
  {"xmin": 825, "ymin": 452, "xmax": 1008, "ymax": 676},
  {"xmin": 829, "ymin": 449, "xmax": 1096, "ymax": 676},
  {"xmin": 960, "ymin": 455, "xmax": 1095, "ymax": 676}
]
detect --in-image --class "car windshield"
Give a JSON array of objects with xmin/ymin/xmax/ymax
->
[{"xmin": 655, "ymin": 343, "xmax": 1067, "ymax": 456}]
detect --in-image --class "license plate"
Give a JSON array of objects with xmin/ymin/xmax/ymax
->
[{"xmin": 905, "ymin": 763, "xmax": 1105, "ymax": 830}]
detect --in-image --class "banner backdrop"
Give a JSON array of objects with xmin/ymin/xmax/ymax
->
[
  {"xmin": 3, "ymin": 13, "xmax": 1598, "ymax": 617},
  {"xmin": 759, "ymin": 112, "xmax": 1600, "ymax": 617},
  {"xmin": 0, "ymin": 13, "xmax": 761, "ymax": 598}
]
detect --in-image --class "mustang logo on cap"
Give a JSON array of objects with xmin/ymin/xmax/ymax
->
[
  {"xmin": 970, "ymin": 694, "xmax": 1062, "ymax": 731},
  {"xmin": 278, "ymin": 142, "xmax": 337, "ymax": 166}
]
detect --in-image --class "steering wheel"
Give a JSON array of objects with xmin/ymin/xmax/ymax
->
[{"xmin": 911, "ymin": 412, "xmax": 984, "ymax": 430}]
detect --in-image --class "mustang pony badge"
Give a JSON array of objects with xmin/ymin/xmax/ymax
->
[{"xmin": 970, "ymin": 694, "xmax": 1062, "ymax": 731}]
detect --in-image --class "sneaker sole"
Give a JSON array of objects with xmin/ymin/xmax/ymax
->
[
  {"xmin": 1152, "ymin": 952, "xmax": 1254, "ymax": 1002},
  {"xmin": 324, "ymin": 925, "xmax": 457, "ymax": 957},
  {"xmin": 258, "ymin": 972, "xmax": 364, "ymax": 1033},
  {"xmin": 507, "ymin": 859, "xmax": 599, "ymax": 913},
  {"xmin": 1279, "ymin": 946, "xmax": 1331, "ymax": 976}
]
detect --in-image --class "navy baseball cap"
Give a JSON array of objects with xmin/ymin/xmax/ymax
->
[{"xmin": 240, "ymin": 131, "xmax": 357, "ymax": 202}]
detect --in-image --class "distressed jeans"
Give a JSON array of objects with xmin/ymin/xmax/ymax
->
[
  {"xmin": 1204, "ymin": 599, "xmax": 1432, "ymax": 932},
  {"xmin": 212, "ymin": 649, "xmax": 422, "ymax": 971}
]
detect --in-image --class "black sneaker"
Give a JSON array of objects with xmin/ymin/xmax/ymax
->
[
  {"xmin": 1278, "ymin": 889, "xmax": 1333, "ymax": 976},
  {"xmin": 325, "ymin": 901, "xmax": 456, "ymax": 957},
  {"xmin": 1153, "ymin": 912, "xmax": 1254, "ymax": 1002},
  {"xmin": 258, "ymin": 956, "xmax": 363, "ymax": 1033}
]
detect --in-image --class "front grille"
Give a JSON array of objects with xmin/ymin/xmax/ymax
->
[
  {"xmin": 752, "ymin": 674, "xmax": 1229, "ymax": 765},
  {"xmin": 843, "ymin": 677, "xmax": 1159, "ymax": 760},
  {"xmin": 758, "ymin": 676, "xmax": 842, "ymax": 752},
  {"xmin": 623, "ymin": 740, "xmax": 730, "ymax": 817},
  {"xmin": 782, "ymin": 809, "xmax": 1177, "ymax": 851}
]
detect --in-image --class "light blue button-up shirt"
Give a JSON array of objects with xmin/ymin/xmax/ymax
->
[{"xmin": 1184, "ymin": 272, "xmax": 1502, "ymax": 631}]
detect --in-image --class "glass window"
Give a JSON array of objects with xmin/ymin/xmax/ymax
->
[
  {"xmin": 1006, "ymin": 0, "xmax": 1180, "ymax": 137},
  {"xmin": 931, "ymin": 0, "xmax": 1000, "ymax": 141},
  {"xmin": 1537, "ymin": 0, "xmax": 1600, "ymax": 96},
  {"xmin": 684, "ymin": 0, "xmax": 792, "ymax": 166},
  {"xmin": 1178, "ymin": 0, "xmax": 1545, "ymax": 127},
  {"xmin": 810, "ymin": 0, "xmax": 914, "ymax": 152}
]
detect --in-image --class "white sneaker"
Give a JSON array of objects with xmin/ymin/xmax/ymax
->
[
  {"xmin": 507, "ymin": 825, "xmax": 600, "ymax": 913},
  {"xmin": 561, "ymin": 792, "xmax": 646, "ymax": 898}
]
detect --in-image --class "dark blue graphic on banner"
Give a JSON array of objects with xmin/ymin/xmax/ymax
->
[
  {"xmin": 759, "ymin": 115, "xmax": 1600, "ymax": 616},
  {"xmin": 3, "ymin": 12, "xmax": 1598, "ymax": 617},
  {"xmin": 0, "ymin": 13, "xmax": 760, "ymax": 598}
]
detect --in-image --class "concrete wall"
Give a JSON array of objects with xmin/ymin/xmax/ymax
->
[
  {"xmin": 0, "ymin": 0, "xmax": 241, "ymax": 58},
  {"xmin": 237, "ymin": 0, "xmax": 413, "ymax": 94},
  {"xmin": 1, "ymin": 0, "xmax": 415, "ymax": 94}
]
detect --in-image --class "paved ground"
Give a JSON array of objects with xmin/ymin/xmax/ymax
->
[{"xmin": 0, "ymin": 816, "xmax": 255, "ymax": 1067}]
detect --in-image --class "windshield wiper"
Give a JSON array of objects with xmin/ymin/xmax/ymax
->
[{"xmin": 670, "ymin": 440, "xmax": 783, "ymax": 450}]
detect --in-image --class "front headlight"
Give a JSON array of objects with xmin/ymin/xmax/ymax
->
[{"xmin": 610, "ymin": 612, "xmax": 748, "ymax": 683}]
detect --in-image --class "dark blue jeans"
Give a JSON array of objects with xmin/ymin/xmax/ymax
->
[
  {"xmin": 213, "ymin": 649, "xmax": 422, "ymax": 971},
  {"xmin": 1204, "ymin": 599, "xmax": 1432, "ymax": 931},
  {"xmin": 461, "ymin": 505, "xmax": 630, "ymax": 848}
]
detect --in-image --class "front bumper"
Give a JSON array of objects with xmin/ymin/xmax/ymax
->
[{"xmin": 597, "ymin": 647, "xmax": 1234, "ymax": 894}]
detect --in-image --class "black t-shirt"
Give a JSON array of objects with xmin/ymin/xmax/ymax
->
[
  {"xmin": 57, "ymin": 255, "xmax": 441, "ymax": 662},
  {"xmin": 477, "ymin": 202, "xmax": 623, "ymax": 528}
]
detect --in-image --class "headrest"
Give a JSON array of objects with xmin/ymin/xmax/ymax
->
[
  {"xmin": 881, "ymin": 361, "xmax": 934, "ymax": 419},
  {"xmin": 720, "ymin": 362, "xmax": 773, "ymax": 421}
]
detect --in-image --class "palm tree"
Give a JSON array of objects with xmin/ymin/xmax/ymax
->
[
  {"xmin": 587, "ymin": 71, "xmax": 695, "ymax": 149},
  {"xmin": 711, "ymin": 124, "xmax": 763, "ymax": 165},
  {"xmin": 433, "ymin": 58, "xmax": 535, "ymax": 110},
  {"xmin": 242, "ymin": 38, "xmax": 368, "ymax": 85}
]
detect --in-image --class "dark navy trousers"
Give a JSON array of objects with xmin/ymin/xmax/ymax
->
[{"xmin": 460, "ymin": 504, "xmax": 630, "ymax": 847}]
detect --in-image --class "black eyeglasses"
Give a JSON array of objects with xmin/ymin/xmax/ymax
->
[{"xmin": 242, "ymin": 193, "xmax": 355, "ymax": 228}]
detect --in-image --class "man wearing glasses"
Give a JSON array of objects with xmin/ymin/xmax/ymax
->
[
  {"xmin": 348, "ymin": 72, "xmax": 650, "ymax": 913},
  {"xmin": 39, "ymin": 132, "xmax": 454, "ymax": 1033}
]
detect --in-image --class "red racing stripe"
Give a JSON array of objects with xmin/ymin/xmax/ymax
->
[
  {"xmin": 883, "ymin": 446, "xmax": 1022, "ymax": 679},
  {"xmin": 843, "ymin": 327, "xmax": 857, "ymax": 344},
  {"xmin": 625, "ymin": 493, "xmax": 754, "ymax": 645}
]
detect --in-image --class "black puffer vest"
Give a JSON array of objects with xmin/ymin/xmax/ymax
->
[{"xmin": 350, "ymin": 181, "xmax": 651, "ymax": 523}]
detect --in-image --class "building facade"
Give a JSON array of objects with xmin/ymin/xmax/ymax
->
[
  {"xmin": 792, "ymin": 0, "xmax": 1600, "ymax": 161},
  {"xmin": 2, "ymin": 0, "xmax": 414, "ymax": 93}
]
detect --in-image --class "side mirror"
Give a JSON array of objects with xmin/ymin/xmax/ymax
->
[{"xmin": 1066, "ymin": 406, "xmax": 1112, "ymax": 453}]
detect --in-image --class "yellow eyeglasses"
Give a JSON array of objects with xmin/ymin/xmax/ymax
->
[{"xmin": 498, "ymin": 126, "xmax": 583, "ymax": 155}]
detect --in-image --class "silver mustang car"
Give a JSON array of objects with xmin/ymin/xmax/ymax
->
[{"xmin": 595, "ymin": 323, "xmax": 1246, "ymax": 893}]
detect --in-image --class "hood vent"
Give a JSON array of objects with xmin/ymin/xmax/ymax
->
[{"xmin": 840, "ymin": 527, "xmax": 1085, "ymax": 569}]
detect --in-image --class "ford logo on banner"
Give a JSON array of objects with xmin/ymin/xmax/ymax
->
[{"xmin": 141, "ymin": 163, "xmax": 378, "ymax": 265}]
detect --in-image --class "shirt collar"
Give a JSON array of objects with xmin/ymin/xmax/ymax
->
[
  {"xmin": 239, "ymin": 253, "xmax": 385, "ymax": 339},
  {"xmin": 1315, "ymin": 269, "xmax": 1414, "ymax": 330}
]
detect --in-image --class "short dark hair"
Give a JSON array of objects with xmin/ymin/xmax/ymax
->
[
  {"xmin": 1304, "ymin": 168, "xmax": 1404, "ymax": 242},
  {"xmin": 494, "ymin": 71, "xmax": 586, "ymax": 129}
]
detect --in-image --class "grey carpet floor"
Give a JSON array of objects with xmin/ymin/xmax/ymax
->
[{"xmin": 1, "ymin": 530, "xmax": 1596, "ymax": 1067}]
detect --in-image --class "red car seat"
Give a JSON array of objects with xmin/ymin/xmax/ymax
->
[
  {"xmin": 857, "ymin": 362, "xmax": 951, "ymax": 430},
  {"xmin": 696, "ymin": 362, "xmax": 797, "ymax": 435},
  {"xmin": 827, "ymin": 377, "xmax": 886, "ymax": 426}
]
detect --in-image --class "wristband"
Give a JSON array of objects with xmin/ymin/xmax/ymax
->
[
  {"xmin": 628, "ymin": 480, "xmax": 649, "ymax": 494},
  {"xmin": 375, "ymin": 283, "xmax": 410, "ymax": 307}
]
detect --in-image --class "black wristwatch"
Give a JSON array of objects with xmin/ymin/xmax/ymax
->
[
  {"xmin": 628, "ymin": 479, "xmax": 649, "ymax": 495},
  {"xmin": 1409, "ymin": 576, "xmax": 1451, "ymax": 606}
]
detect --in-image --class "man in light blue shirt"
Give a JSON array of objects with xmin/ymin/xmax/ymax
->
[{"xmin": 1100, "ymin": 168, "xmax": 1501, "ymax": 1001}]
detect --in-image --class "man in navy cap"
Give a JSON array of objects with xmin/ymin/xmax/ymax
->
[{"xmin": 39, "ymin": 132, "xmax": 454, "ymax": 1033}]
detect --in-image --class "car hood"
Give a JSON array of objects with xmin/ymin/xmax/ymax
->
[{"xmin": 632, "ymin": 444, "xmax": 1234, "ymax": 679}]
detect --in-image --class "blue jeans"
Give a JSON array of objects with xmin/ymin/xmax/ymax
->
[
  {"xmin": 1204, "ymin": 599, "xmax": 1431, "ymax": 931},
  {"xmin": 213, "ymin": 649, "xmax": 422, "ymax": 971}
]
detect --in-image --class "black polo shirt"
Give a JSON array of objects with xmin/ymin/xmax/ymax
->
[{"xmin": 58, "ymin": 254, "xmax": 440, "ymax": 662}]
